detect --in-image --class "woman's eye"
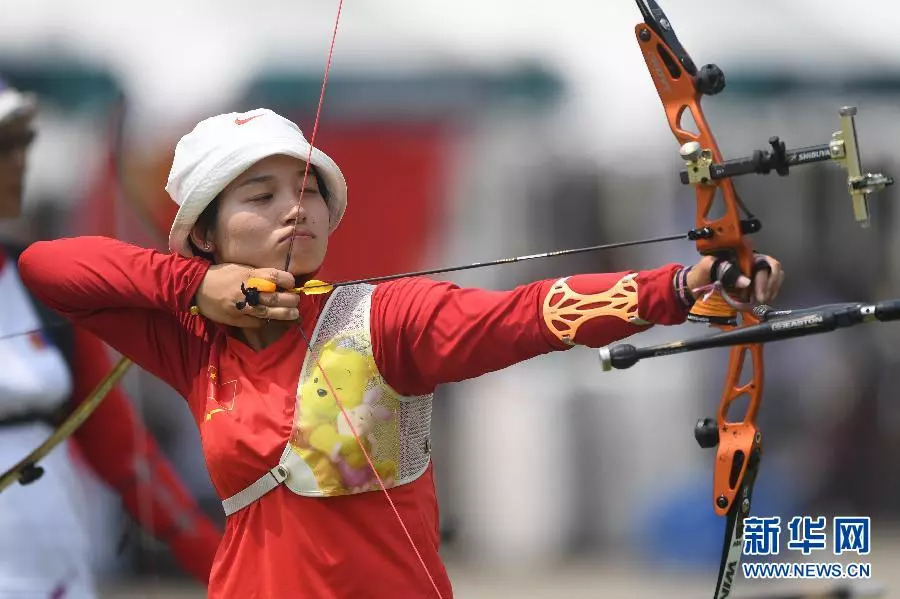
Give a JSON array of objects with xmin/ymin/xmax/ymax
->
[{"xmin": 248, "ymin": 194, "xmax": 273, "ymax": 203}]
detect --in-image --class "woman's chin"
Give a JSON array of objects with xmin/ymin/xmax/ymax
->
[
  {"xmin": 290, "ymin": 261, "xmax": 323, "ymax": 280},
  {"xmin": 235, "ymin": 248, "xmax": 323, "ymax": 279}
]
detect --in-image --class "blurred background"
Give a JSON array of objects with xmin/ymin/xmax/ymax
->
[{"xmin": 2, "ymin": 0, "xmax": 900, "ymax": 597}]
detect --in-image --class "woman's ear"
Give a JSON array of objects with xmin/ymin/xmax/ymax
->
[{"xmin": 188, "ymin": 226, "xmax": 214, "ymax": 253}]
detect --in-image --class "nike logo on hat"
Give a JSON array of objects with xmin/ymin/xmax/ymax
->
[{"xmin": 235, "ymin": 114, "xmax": 262, "ymax": 125}]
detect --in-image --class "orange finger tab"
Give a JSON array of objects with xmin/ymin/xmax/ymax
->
[{"xmin": 246, "ymin": 277, "xmax": 277, "ymax": 293}]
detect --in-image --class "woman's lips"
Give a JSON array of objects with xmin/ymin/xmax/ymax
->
[{"xmin": 280, "ymin": 230, "xmax": 316, "ymax": 243}]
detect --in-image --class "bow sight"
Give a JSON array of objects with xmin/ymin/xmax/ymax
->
[{"xmin": 679, "ymin": 106, "xmax": 894, "ymax": 228}]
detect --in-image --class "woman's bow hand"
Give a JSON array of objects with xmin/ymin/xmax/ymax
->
[{"xmin": 686, "ymin": 254, "xmax": 785, "ymax": 304}]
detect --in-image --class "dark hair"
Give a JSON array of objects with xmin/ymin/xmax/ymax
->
[{"xmin": 187, "ymin": 165, "xmax": 332, "ymax": 260}]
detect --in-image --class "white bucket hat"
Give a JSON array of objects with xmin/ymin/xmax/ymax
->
[{"xmin": 165, "ymin": 108, "xmax": 347, "ymax": 257}]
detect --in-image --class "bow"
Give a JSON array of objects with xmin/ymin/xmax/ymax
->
[{"xmin": 629, "ymin": 1, "xmax": 891, "ymax": 597}]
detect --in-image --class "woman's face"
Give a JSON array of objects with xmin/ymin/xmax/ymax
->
[
  {"xmin": 196, "ymin": 154, "xmax": 331, "ymax": 275},
  {"xmin": 0, "ymin": 116, "xmax": 34, "ymax": 219}
]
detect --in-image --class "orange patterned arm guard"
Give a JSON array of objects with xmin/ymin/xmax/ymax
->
[{"xmin": 542, "ymin": 273, "xmax": 651, "ymax": 346}]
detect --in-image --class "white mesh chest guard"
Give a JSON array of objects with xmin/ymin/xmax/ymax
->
[{"xmin": 222, "ymin": 284, "xmax": 434, "ymax": 515}]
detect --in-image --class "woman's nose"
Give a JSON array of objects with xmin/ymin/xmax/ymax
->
[{"xmin": 281, "ymin": 194, "xmax": 307, "ymax": 224}]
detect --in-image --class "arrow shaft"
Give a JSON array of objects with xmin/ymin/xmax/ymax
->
[{"xmin": 309, "ymin": 232, "xmax": 691, "ymax": 291}]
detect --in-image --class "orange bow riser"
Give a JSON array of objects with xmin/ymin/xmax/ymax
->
[{"xmin": 634, "ymin": 0, "xmax": 762, "ymax": 527}]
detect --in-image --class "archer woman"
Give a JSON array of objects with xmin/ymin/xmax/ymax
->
[
  {"xmin": 18, "ymin": 108, "xmax": 784, "ymax": 598},
  {"xmin": 0, "ymin": 77, "xmax": 221, "ymax": 596}
]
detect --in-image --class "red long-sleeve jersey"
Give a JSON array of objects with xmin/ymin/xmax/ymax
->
[{"xmin": 19, "ymin": 236, "xmax": 688, "ymax": 598}]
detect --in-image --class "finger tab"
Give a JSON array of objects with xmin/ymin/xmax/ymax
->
[{"xmin": 247, "ymin": 277, "xmax": 277, "ymax": 293}]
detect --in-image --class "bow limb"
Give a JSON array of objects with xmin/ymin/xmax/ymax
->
[{"xmin": 0, "ymin": 356, "xmax": 133, "ymax": 493}]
